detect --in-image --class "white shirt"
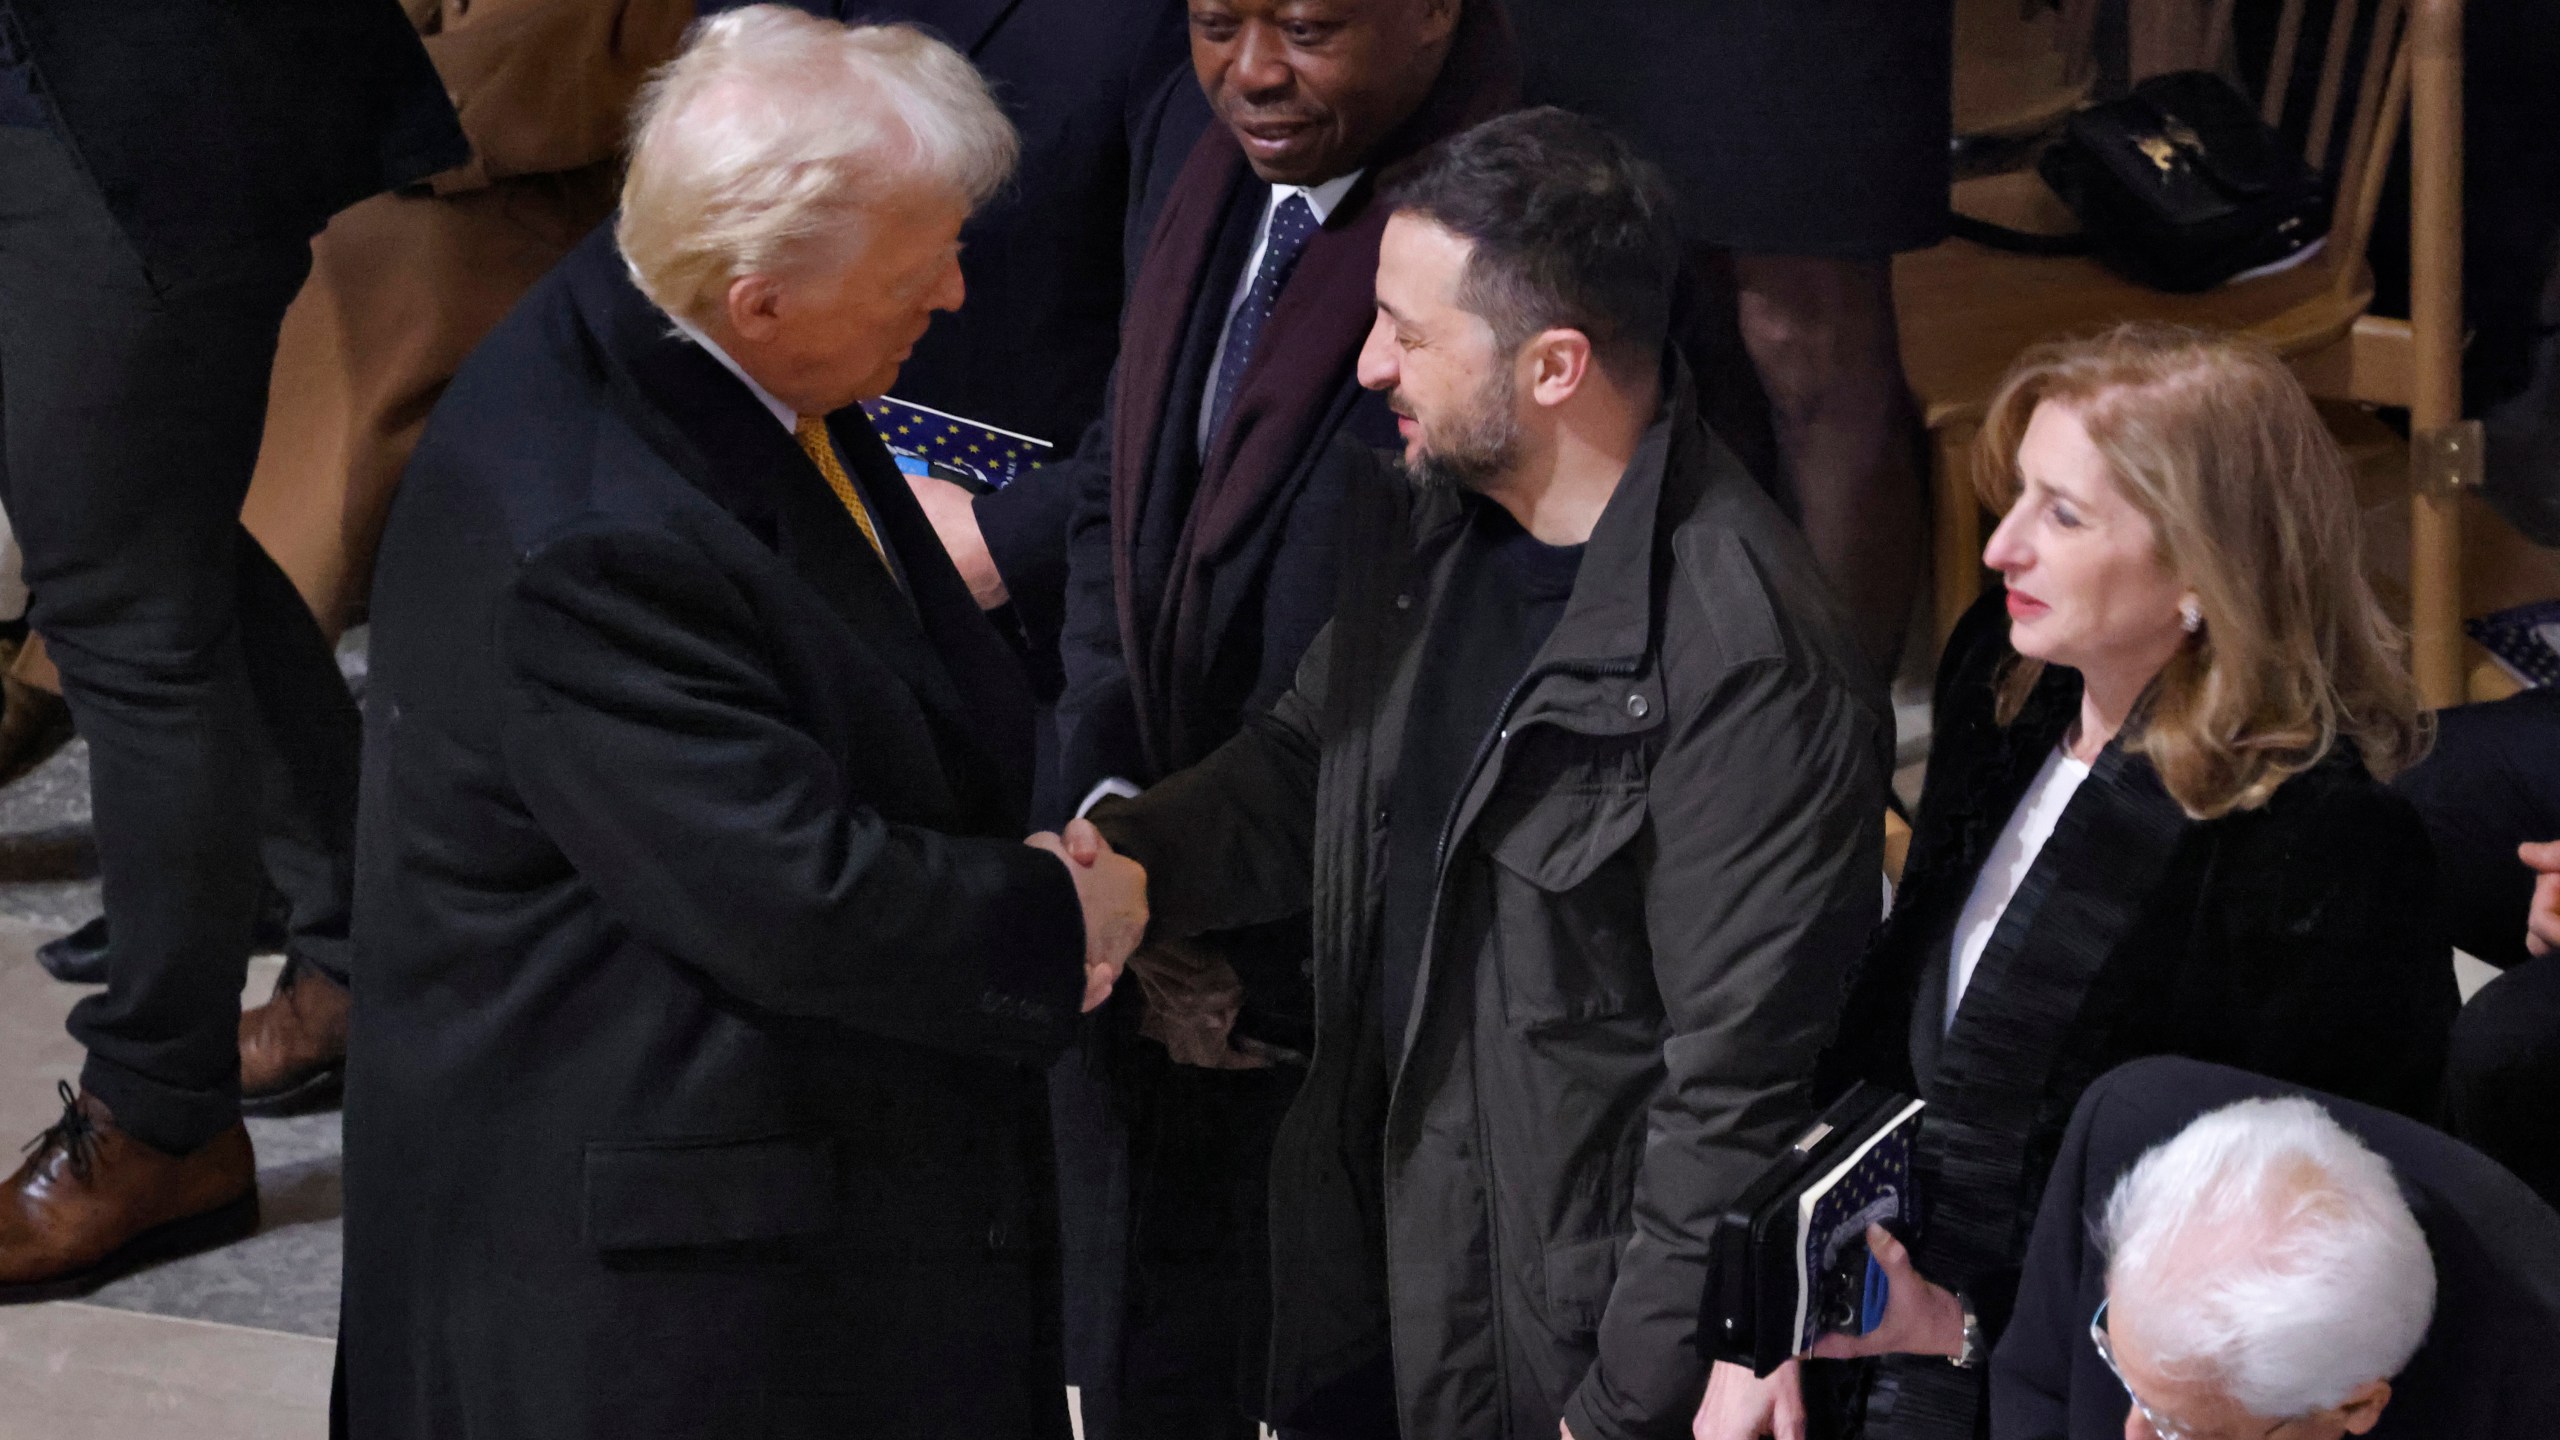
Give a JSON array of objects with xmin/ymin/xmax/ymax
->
[
  {"xmin": 666, "ymin": 308, "xmax": 799, "ymax": 433},
  {"xmin": 1944, "ymin": 743, "xmax": 2093, "ymax": 1033},
  {"xmin": 1196, "ymin": 170, "xmax": 1365, "ymax": 455}
]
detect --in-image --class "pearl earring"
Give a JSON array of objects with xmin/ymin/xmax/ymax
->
[{"xmin": 2179, "ymin": 598, "xmax": 2203, "ymax": 633}]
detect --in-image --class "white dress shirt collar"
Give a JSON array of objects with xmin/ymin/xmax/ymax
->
[
  {"xmin": 664, "ymin": 306, "xmax": 799, "ymax": 433},
  {"xmin": 1281, "ymin": 170, "xmax": 1364, "ymax": 226}
]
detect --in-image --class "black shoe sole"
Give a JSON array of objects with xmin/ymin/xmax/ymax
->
[
  {"xmin": 239, "ymin": 1064, "xmax": 343, "ymax": 1119},
  {"xmin": 0, "ymin": 1187, "xmax": 260, "ymax": 1305}
]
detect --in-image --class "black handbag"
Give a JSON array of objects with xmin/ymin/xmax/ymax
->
[
  {"xmin": 1955, "ymin": 71, "xmax": 2331, "ymax": 293},
  {"xmin": 1700, "ymin": 1084, "xmax": 1926, "ymax": 1377}
]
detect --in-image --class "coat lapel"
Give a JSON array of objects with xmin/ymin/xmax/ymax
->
[
  {"xmin": 822, "ymin": 410, "xmax": 1042, "ymax": 817},
  {"xmin": 566, "ymin": 229, "xmax": 1034, "ymax": 823},
  {"xmin": 1917, "ymin": 739, "xmax": 2191, "ymax": 1276}
]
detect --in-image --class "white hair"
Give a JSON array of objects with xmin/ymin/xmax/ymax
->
[
  {"xmin": 2102, "ymin": 1096, "xmax": 2436, "ymax": 1418},
  {"xmin": 616, "ymin": 5, "xmax": 1017, "ymax": 327}
]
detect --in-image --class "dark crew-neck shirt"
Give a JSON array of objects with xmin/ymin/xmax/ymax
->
[
  {"xmin": 1377, "ymin": 495, "xmax": 1585, "ymax": 1055},
  {"xmin": 0, "ymin": 6, "xmax": 47, "ymax": 131}
]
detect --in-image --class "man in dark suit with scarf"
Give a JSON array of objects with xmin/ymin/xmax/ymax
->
[
  {"xmin": 337, "ymin": 11, "xmax": 1145, "ymax": 1435},
  {"xmin": 986, "ymin": 3, "xmax": 1519, "ymax": 1436},
  {"xmin": 0, "ymin": 0, "xmax": 460, "ymax": 1297}
]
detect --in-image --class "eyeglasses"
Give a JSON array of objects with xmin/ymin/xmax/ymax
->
[{"xmin": 2089, "ymin": 1299, "xmax": 2291, "ymax": 1440}]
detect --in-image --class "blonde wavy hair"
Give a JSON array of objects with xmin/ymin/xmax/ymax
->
[
  {"xmin": 617, "ymin": 6, "xmax": 1017, "ymax": 328},
  {"xmin": 1974, "ymin": 325, "xmax": 2429, "ymax": 819}
]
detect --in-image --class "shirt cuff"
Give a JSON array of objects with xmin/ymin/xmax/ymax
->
[{"xmin": 1075, "ymin": 777, "xmax": 1140, "ymax": 819}]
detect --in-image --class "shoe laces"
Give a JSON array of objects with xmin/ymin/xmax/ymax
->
[{"xmin": 23, "ymin": 1080, "xmax": 102, "ymax": 1183}]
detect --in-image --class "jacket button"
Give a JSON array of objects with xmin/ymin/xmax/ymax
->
[
  {"xmin": 1626, "ymin": 694, "xmax": 1650, "ymax": 719},
  {"xmin": 1394, "ymin": 594, "xmax": 1413, "ymax": 611}
]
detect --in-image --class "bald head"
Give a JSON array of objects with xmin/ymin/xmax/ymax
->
[{"xmin": 1187, "ymin": 0, "xmax": 1460, "ymax": 185}]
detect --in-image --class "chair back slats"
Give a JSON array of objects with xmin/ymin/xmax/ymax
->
[
  {"xmin": 2328, "ymin": 27, "xmax": 2412, "ymax": 301},
  {"xmin": 2261, "ymin": 0, "xmax": 2311, "ymax": 124},
  {"xmin": 2205, "ymin": 0, "xmax": 2242, "ymax": 70},
  {"xmin": 2330, "ymin": 0, "xmax": 2407, "ymax": 239},
  {"xmin": 2303, "ymin": 0, "xmax": 2364, "ymax": 163}
]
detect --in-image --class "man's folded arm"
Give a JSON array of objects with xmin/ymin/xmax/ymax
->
[
  {"xmin": 496, "ymin": 522, "xmax": 1087, "ymax": 1066},
  {"xmin": 1565, "ymin": 658, "xmax": 1887, "ymax": 1440},
  {"xmin": 1087, "ymin": 622, "xmax": 1334, "ymax": 943}
]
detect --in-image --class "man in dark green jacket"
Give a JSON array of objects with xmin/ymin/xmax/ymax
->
[{"xmin": 1050, "ymin": 109, "xmax": 1889, "ymax": 1440}]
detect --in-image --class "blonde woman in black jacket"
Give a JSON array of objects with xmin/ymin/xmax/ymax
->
[{"xmin": 1697, "ymin": 325, "xmax": 2457, "ymax": 1440}]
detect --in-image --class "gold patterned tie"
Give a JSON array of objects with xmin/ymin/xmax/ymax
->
[{"xmin": 793, "ymin": 416, "xmax": 890, "ymax": 570}]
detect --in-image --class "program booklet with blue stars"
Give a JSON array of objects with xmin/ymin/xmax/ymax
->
[
  {"xmin": 1702, "ymin": 1083, "xmax": 1927, "ymax": 1376},
  {"xmin": 1790, "ymin": 1091, "xmax": 1927, "ymax": 1356},
  {"xmin": 2467, "ymin": 600, "xmax": 2560, "ymax": 689},
  {"xmin": 860, "ymin": 396, "xmax": 1052, "ymax": 494}
]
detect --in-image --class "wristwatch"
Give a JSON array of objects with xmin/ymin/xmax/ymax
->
[{"xmin": 1950, "ymin": 1291, "xmax": 1986, "ymax": 1370}]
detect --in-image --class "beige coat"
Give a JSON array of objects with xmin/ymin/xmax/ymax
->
[{"xmin": 238, "ymin": 0, "xmax": 690, "ymax": 637}]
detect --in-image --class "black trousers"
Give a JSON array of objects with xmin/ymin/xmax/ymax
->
[
  {"xmin": 1055, "ymin": 1032, "xmax": 1301, "ymax": 1440},
  {"xmin": 0, "ymin": 124, "xmax": 359, "ymax": 1156}
]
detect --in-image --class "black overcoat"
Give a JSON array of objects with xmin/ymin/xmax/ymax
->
[
  {"xmin": 1995, "ymin": 1057, "xmax": 2560, "ymax": 1440},
  {"xmin": 1820, "ymin": 589, "xmax": 2460, "ymax": 1438},
  {"xmin": 338, "ymin": 227, "xmax": 1089, "ymax": 1440}
]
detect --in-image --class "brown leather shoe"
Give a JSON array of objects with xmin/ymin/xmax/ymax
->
[
  {"xmin": 239, "ymin": 962, "xmax": 348, "ymax": 1116},
  {"xmin": 0, "ymin": 1084, "xmax": 257, "ymax": 1303}
]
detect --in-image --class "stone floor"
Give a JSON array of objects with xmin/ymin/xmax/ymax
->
[{"xmin": 0, "ymin": 926, "xmax": 343, "ymax": 1438}]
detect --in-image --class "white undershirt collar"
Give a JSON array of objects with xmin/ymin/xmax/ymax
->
[{"xmin": 664, "ymin": 305, "xmax": 800, "ymax": 433}]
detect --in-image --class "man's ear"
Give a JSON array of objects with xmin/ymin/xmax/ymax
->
[
  {"xmin": 1524, "ymin": 328, "xmax": 1593, "ymax": 409},
  {"xmin": 725, "ymin": 273, "xmax": 785, "ymax": 343},
  {"xmin": 2336, "ymin": 1378, "xmax": 2391, "ymax": 1436}
]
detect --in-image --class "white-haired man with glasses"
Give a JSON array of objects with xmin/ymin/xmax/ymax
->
[{"xmin": 1990, "ymin": 1057, "xmax": 2560, "ymax": 1440}]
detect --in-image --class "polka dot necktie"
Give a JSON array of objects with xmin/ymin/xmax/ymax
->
[
  {"xmin": 1205, "ymin": 191, "xmax": 1320, "ymax": 453},
  {"xmin": 793, "ymin": 415, "xmax": 891, "ymax": 574}
]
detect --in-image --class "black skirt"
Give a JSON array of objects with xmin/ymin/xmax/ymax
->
[{"xmin": 1507, "ymin": 0, "xmax": 1953, "ymax": 258}]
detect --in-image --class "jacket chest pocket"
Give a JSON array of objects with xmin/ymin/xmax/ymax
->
[{"xmin": 1476, "ymin": 737, "xmax": 1653, "ymax": 1029}]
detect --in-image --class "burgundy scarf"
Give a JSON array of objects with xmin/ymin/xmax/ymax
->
[{"xmin": 1109, "ymin": 2, "xmax": 1520, "ymax": 775}]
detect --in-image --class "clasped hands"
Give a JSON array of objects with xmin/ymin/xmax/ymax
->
[{"xmin": 1026, "ymin": 818, "xmax": 1148, "ymax": 1012}]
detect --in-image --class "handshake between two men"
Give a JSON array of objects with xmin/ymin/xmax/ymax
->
[{"xmin": 1027, "ymin": 820, "xmax": 1148, "ymax": 1013}]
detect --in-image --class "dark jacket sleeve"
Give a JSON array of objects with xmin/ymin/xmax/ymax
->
[
  {"xmin": 1086, "ymin": 623, "xmax": 1331, "ymax": 942},
  {"xmin": 975, "ymin": 434, "xmax": 1090, "ymax": 665},
  {"xmin": 1819, "ymin": 591, "xmax": 2012, "ymax": 1098},
  {"xmin": 1567, "ymin": 649, "xmax": 1890, "ymax": 1440},
  {"xmin": 495, "ymin": 520, "xmax": 1088, "ymax": 1066},
  {"xmin": 1052, "ymin": 406, "xmax": 1154, "ymax": 806}
]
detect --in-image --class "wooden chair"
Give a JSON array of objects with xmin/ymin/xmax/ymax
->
[
  {"xmin": 1952, "ymin": 0, "xmax": 2097, "ymax": 142},
  {"xmin": 1900, "ymin": 0, "xmax": 2472, "ymax": 705}
]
